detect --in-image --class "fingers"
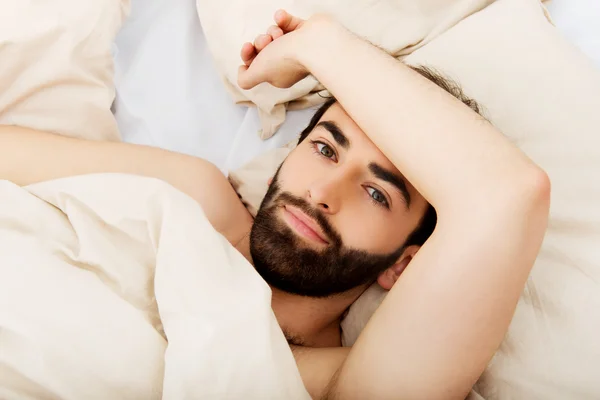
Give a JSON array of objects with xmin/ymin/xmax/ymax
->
[
  {"xmin": 240, "ymin": 42, "xmax": 256, "ymax": 66},
  {"xmin": 274, "ymin": 9, "xmax": 304, "ymax": 33},
  {"xmin": 267, "ymin": 25, "xmax": 284, "ymax": 40},
  {"xmin": 239, "ymin": 11, "xmax": 294, "ymax": 69},
  {"xmin": 253, "ymin": 34, "xmax": 272, "ymax": 52},
  {"xmin": 241, "ymin": 32, "xmax": 274, "ymax": 66}
]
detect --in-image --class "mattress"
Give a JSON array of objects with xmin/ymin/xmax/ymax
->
[{"xmin": 113, "ymin": 0, "xmax": 600, "ymax": 173}]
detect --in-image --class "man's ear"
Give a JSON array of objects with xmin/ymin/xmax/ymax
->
[
  {"xmin": 377, "ymin": 245, "xmax": 420, "ymax": 290},
  {"xmin": 267, "ymin": 177, "xmax": 273, "ymax": 186}
]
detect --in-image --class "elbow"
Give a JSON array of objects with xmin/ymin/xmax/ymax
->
[
  {"xmin": 526, "ymin": 166, "xmax": 552, "ymax": 235},
  {"xmin": 459, "ymin": 165, "xmax": 551, "ymax": 225},
  {"xmin": 517, "ymin": 165, "xmax": 551, "ymax": 216},
  {"xmin": 488, "ymin": 165, "xmax": 552, "ymax": 235}
]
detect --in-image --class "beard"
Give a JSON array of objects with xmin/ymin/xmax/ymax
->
[{"xmin": 249, "ymin": 170, "xmax": 404, "ymax": 298}]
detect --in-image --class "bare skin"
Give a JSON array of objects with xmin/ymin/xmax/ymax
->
[{"xmin": 0, "ymin": 9, "xmax": 550, "ymax": 400}]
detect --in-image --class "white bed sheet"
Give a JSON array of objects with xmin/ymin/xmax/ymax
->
[
  {"xmin": 113, "ymin": 0, "xmax": 599, "ymax": 173},
  {"xmin": 113, "ymin": 0, "xmax": 247, "ymax": 172},
  {"xmin": 546, "ymin": 0, "xmax": 600, "ymax": 66}
]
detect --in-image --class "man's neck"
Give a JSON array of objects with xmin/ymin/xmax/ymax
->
[{"xmin": 270, "ymin": 286, "xmax": 363, "ymax": 347}]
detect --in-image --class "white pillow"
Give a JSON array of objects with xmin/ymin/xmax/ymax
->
[{"xmin": 0, "ymin": 0, "xmax": 128, "ymax": 141}]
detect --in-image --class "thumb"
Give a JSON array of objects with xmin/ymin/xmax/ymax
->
[{"xmin": 237, "ymin": 64, "xmax": 262, "ymax": 90}]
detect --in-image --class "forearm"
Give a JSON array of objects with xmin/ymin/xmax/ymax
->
[
  {"xmin": 0, "ymin": 125, "xmax": 204, "ymax": 189},
  {"xmin": 0, "ymin": 125, "xmax": 229, "ymax": 216},
  {"xmin": 297, "ymin": 20, "xmax": 542, "ymax": 213}
]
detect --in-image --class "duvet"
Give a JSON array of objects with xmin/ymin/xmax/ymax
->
[{"xmin": 0, "ymin": 174, "xmax": 309, "ymax": 400}]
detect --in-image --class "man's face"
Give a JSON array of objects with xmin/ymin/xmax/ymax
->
[{"xmin": 250, "ymin": 103, "xmax": 429, "ymax": 297}]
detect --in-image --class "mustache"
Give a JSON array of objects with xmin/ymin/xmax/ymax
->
[{"xmin": 274, "ymin": 191, "xmax": 342, "ymax": 247}]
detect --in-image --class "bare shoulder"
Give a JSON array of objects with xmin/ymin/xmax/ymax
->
[
  {"xmin": 174, "ymin": 156, "xmax": 254, "ymax": 247},
  {"xmin": 291, "ymin": 345, "xmax": 350, "ymax": 400}
]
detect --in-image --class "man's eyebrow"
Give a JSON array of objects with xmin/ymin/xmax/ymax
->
[
  {"xmin": 316, "ymin": 121, "xmax": 350, "ymax": 149},
  {"xmin": 369, "ymin": 163, "xmax": 412, "ymax": 208}
]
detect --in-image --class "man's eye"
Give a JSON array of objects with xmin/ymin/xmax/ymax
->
[
  {"xmin": 316, "ymin": 142, "xmax": 336, "ymax": 160},
  {"xmin": 367, "ymin": 187, "xmax": 389, "ymax": 207}
]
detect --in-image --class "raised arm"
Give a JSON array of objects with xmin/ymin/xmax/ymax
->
[
  {"xmin": 0, "ymin": 126, "xmax": 253, "ymax": 247},
  {"xmin": 239, "ymin": 12, "xmax": 550, "ymax": 399}
]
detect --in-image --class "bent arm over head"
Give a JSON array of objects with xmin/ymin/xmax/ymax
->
[{"xmin": 239, "ymin": 11, "xmax": 550, "ymax": 400}]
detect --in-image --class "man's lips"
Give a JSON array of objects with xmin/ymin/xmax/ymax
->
[{"xmin": 283, "ymin": 205, "xmax": 329, "ymax": 245}]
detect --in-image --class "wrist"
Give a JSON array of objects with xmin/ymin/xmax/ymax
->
[{"xmin": 295, "ymin": 16, "xmax": 348, "ymax": 70}]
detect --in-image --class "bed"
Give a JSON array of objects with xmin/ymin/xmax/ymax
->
[
  {"xmin": 111, "ymin": 4, "xmax": 600, "ymax": 398},
  {"xmin": 0, "ymin": 0, "xmax": 598, "ymax": 398}
]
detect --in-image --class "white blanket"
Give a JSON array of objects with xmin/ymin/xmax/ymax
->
[{"xmin": 0, "ymin": 174, "xmax": 309, "ymax": 400}]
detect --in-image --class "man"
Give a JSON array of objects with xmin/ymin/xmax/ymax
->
[
  {"xmin": 0, "ymin": 10, "xmax": 550, "ymax": 400},
  {"xmin": 252, "ymin": 85, "xmax": 472, "ymax": 348}
]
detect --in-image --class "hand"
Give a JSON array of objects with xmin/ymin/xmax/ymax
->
[{"xmin": 237, "ymin": 10, "xmax": 315, "ymax": 90}]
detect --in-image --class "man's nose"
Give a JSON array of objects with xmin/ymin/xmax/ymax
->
[{"xmin": 306, "ymin": 173, "xmax": 347, "ymax": 214}]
